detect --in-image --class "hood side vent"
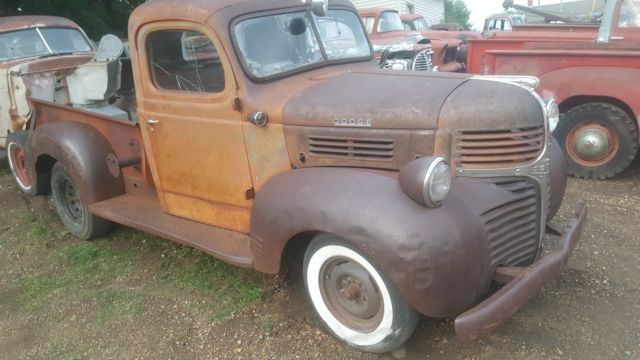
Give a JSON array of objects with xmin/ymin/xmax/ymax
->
[{"xmin": 308, "ymin": 136, "xmax": 394, "ymax": 161}]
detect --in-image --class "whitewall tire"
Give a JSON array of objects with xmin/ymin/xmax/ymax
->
[{"xmin": 303, "ymin": 234, "xmax": 418, "ymax": 353}]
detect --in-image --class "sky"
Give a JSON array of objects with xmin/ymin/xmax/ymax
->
[{"xmin": 464, "ymin": 0, "xmax": 562, "ymax": 30}]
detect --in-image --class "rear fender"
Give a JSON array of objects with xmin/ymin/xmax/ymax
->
[
  {"xmin": 25, "ymin": 122, "xmax": 124, "ymax": 204},
  {"xmin": 537, "ymin": 67, "xmax": 640, "ymax": 121},
  {"xmin": 251, "ymin": 168, "xmax": 498, "ymax": 317}
]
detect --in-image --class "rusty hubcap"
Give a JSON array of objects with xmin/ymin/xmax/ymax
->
[
  {"xmin": 320, "ymin": 258, "xmax": 383, "ymax": 332},
  {"xmin": 8, "ymin": 142, "xmax": 31, "ymax": 189},
  {"xmin": 566, "ymin": 122, "xmax": 619, "ymax": 167}
]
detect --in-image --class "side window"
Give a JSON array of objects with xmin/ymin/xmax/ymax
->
[
  {"xmin": 619, "ymin": 0, "xmax": 640, "ymax": 27},
  {"xmin": 146, "ymin": 29, "xmax": 224, "ymax": 93},
  {"xmin": 362, "ymin": 17, "xmax": 375, "ymax": 34}
]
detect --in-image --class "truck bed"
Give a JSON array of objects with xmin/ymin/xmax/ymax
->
[{"xmin": 30, "ymin": 98, "xmax": 149, "ymax": 183}]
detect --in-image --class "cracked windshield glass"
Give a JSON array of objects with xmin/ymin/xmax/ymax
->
[{"xmin": 234, "ymin": 9, "xmax": 370, "ymax": 78}]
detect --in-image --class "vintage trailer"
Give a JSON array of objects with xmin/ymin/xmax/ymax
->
[{"xmin": 7, "ymin": 0, "xmax": 586, "ymax": 353}]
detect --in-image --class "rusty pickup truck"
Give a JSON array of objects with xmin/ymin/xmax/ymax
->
[
  {"xmin": 468, "ymin": 0, "xmax": 640, "ymax": 179},
  {"xmin": 7, "ymin": 0, "xmax": 586, "ymax": 353}
]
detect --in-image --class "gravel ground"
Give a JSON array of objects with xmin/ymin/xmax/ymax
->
[{"xmin": 0, "ymin": 158, "xmax": 639, "ymax": 360}]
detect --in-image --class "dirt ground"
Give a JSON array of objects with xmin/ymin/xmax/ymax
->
[{"xmin": 0, "ymin": 159, "xmax": 639, "ymax": 360}]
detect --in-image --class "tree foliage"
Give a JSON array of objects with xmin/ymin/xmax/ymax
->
[
  {"xmin": 443, "ymin": 0, "xmax": 472, "ymax": 30},
  {"xmin": 0, "ymin": 0, "xmax": 147, "ymax": 39}
]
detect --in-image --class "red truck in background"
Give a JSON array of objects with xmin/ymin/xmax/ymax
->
[
  {"xmin": 359, "ymin": 8, "xmax": 465, "ymax": 72},
  {"xmin": 400, "ymin": 13, "xmax": 481, "ymax": 64},
  {"xmin": 467, "ymin": 0, "xmax": 640, "ymax": 179}
]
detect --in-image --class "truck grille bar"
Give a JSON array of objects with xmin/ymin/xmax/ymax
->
[
  {"xmin": 308, "ymin": 136, "xmax": 394, "ymax": 161},
  {"xmin": 456, "ymin": 126, "xmax": 545, "ymax": 169},
  {"xmin": 482, "ymin": 178, "xmax": 540, "ymax": 267}
]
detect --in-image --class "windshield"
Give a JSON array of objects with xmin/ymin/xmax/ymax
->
[
  {"xmin": 378, "ymin": 11, "xmax": 405, "ymax": 32},
  {"xmin": 619, "ymin": 0, "xmax": 640, "ymax": 27},
  {"xmin": 413, "ymin": 18, "xmax": 430, "ymax": 31},
  {"xmin": 234, "ymin": 9, "xmax": 371, "ymax": 79},
  {"xmin": 0, "ymin": 27, "xmax": 92, "ymax": 61}
]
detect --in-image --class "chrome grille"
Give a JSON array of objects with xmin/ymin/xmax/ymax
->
[
  {"xmin": 411, "ymin": 49, "xmax": 434, "ymax": 71},
  {"xmin": 482, "ymin": 178, "xmax": 540, "ymax": 267},
  {"xmin": 307, "ymin": 136, "xmax": 394, "ymax": 161},
  {"xmin": 456, "ymin": 126, "xmax": 545, "ymax": 169}
]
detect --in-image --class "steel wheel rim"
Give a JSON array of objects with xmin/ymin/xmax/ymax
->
[
  {"xmin": 7, "ymin": 142, "xmax": 31, "ymax": 190},
  {"xmin": 566, "ymin": 122, "xmax": 619, "ymax": 167},
  {"xmin": 319, "ymin": 257, "xmax": 384, "ymax": 332},
  {"xmin": 58, "ymin": 177, "xmax": 84, "ymax": 224}
]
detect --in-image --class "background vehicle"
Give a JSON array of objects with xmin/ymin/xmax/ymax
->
[
  {"xmin": 7, "ymin": 0, "xmax": 585, "ymax": 354},
  {"xmin": 483, "ymin": 12, "xmax": 527, "ymax": 33},
  {"xmin": 467, "ymin": 0, "xmax": 640, "ymax": 179},
  {"xmin": 401, "ymin": 13, "xmax": 480, "ymax": 64},
  {"xmin": 0, "ymin": 16, "xmax": 95, "ymax": 149},
  {"xmin": 359, "ymin": 8, "xmax": 464, "ymax": 72}
]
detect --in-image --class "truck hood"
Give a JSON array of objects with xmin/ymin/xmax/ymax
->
[{"xmin": 282, "ymin": 71, "xmax": 469, "ymax": 130}]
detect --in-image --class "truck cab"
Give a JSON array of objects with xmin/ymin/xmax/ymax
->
[{"xmin": 7, "ymin": 0, "xmax": 586, "ymax": 354}]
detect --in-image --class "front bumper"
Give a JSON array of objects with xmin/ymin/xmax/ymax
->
[{"xmin": 454, "ymin": 202, "xmax": 587, "ymax": 341}]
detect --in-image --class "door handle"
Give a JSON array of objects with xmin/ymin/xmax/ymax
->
[
  {"xmin": 147, "ymin": 119, "xmax": 160, "ymax": 125},
  {"xmin": 611, "ymin": 36, "xmax": 625, "ymax": 40}
]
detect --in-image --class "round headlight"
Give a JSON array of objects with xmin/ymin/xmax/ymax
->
[
  {"xmin": 546, "ymin": 99, "xmax": 560, "ymax": 133},
  {"xmin": 391, "ymin": 62, "xmax": 406, "ymax": 71},
  {"xmin": 424, "ymin": 159, "xmax": 452, "ymax": 207},
  {"xmin": 399, "ymin": 157, "xmax": 453, "ymax": 208}
]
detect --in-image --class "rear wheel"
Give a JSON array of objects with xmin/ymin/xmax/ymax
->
[
  {"xmin": 7, "ymin": 132, "xmax": 50, "ymax": 195},
  {"xmin": 51, "ymin": 162, "xmax": 110, "ymax": 240},
  {"xmin": 303, "ymin": 234, "xmax": 418, "ymax": 353},
  {"xmin": 554, "ymin": 102, "xmax": 638, "ymax": 179}
]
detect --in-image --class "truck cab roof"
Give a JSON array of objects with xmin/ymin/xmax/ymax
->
[{"xmin": 129, "ymin": 0, "xmax": 356, "ymax": 32}]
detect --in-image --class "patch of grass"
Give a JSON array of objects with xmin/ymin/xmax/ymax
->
[
  {"xmin": 110, "ymin": 229, "xmax": 173, "ymax": 252},
  {"xmin": 94, "ymin": 288, "xmax": 144, "ymax": 324},
  {"xmin": 20, "ymin": 243, "xmax": 134, "ymax": 308},
  {"xmin": 46, "ymin": 343, "xmax": 82, "ymax": 360},
  {"xmin": 159, "ymin": 247, "xmax": 263, "ymax": 321},
  {"xmin": 30, "ymin": 222, "xmax": 67, "ymax": 239}
]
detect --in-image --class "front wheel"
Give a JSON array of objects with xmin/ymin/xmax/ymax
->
[
  {"xmin": 554, "ymin": 102, "xmax": 639, "ymax": 179},
  {"xmin": 303, "ymin": 234, "xmax": 418, "ymax": 353},
  {"xmin": 51, "ymin": 162, "xmax": 110, "ymax": 240}
]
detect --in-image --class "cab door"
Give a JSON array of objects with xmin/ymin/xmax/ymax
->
[{"xmin": 136, "ymin": 21, "xmax": 254, "ymax": 233}]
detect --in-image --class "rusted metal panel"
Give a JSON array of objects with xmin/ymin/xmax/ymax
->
[{"xmin": 251, "ymin": 168, "xmax": 496, "ymax": 317}]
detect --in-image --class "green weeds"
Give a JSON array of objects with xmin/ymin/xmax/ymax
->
[{"xmin": 19, "ymin": 220, "xmax": 265, "ymax": 325}]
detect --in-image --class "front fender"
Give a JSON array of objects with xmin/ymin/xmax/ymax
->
[
  {"xmin": 26, "ymin": 122, "xmax": 124, "ymax": 204},
  {"xmin": 251, "ymin": 168, "xmax": 505, "ymax": 317}
]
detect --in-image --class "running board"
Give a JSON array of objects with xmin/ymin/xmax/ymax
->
[{"xmin": 89, "ymin": 194, "xmax": 254, "ymax": 268}]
